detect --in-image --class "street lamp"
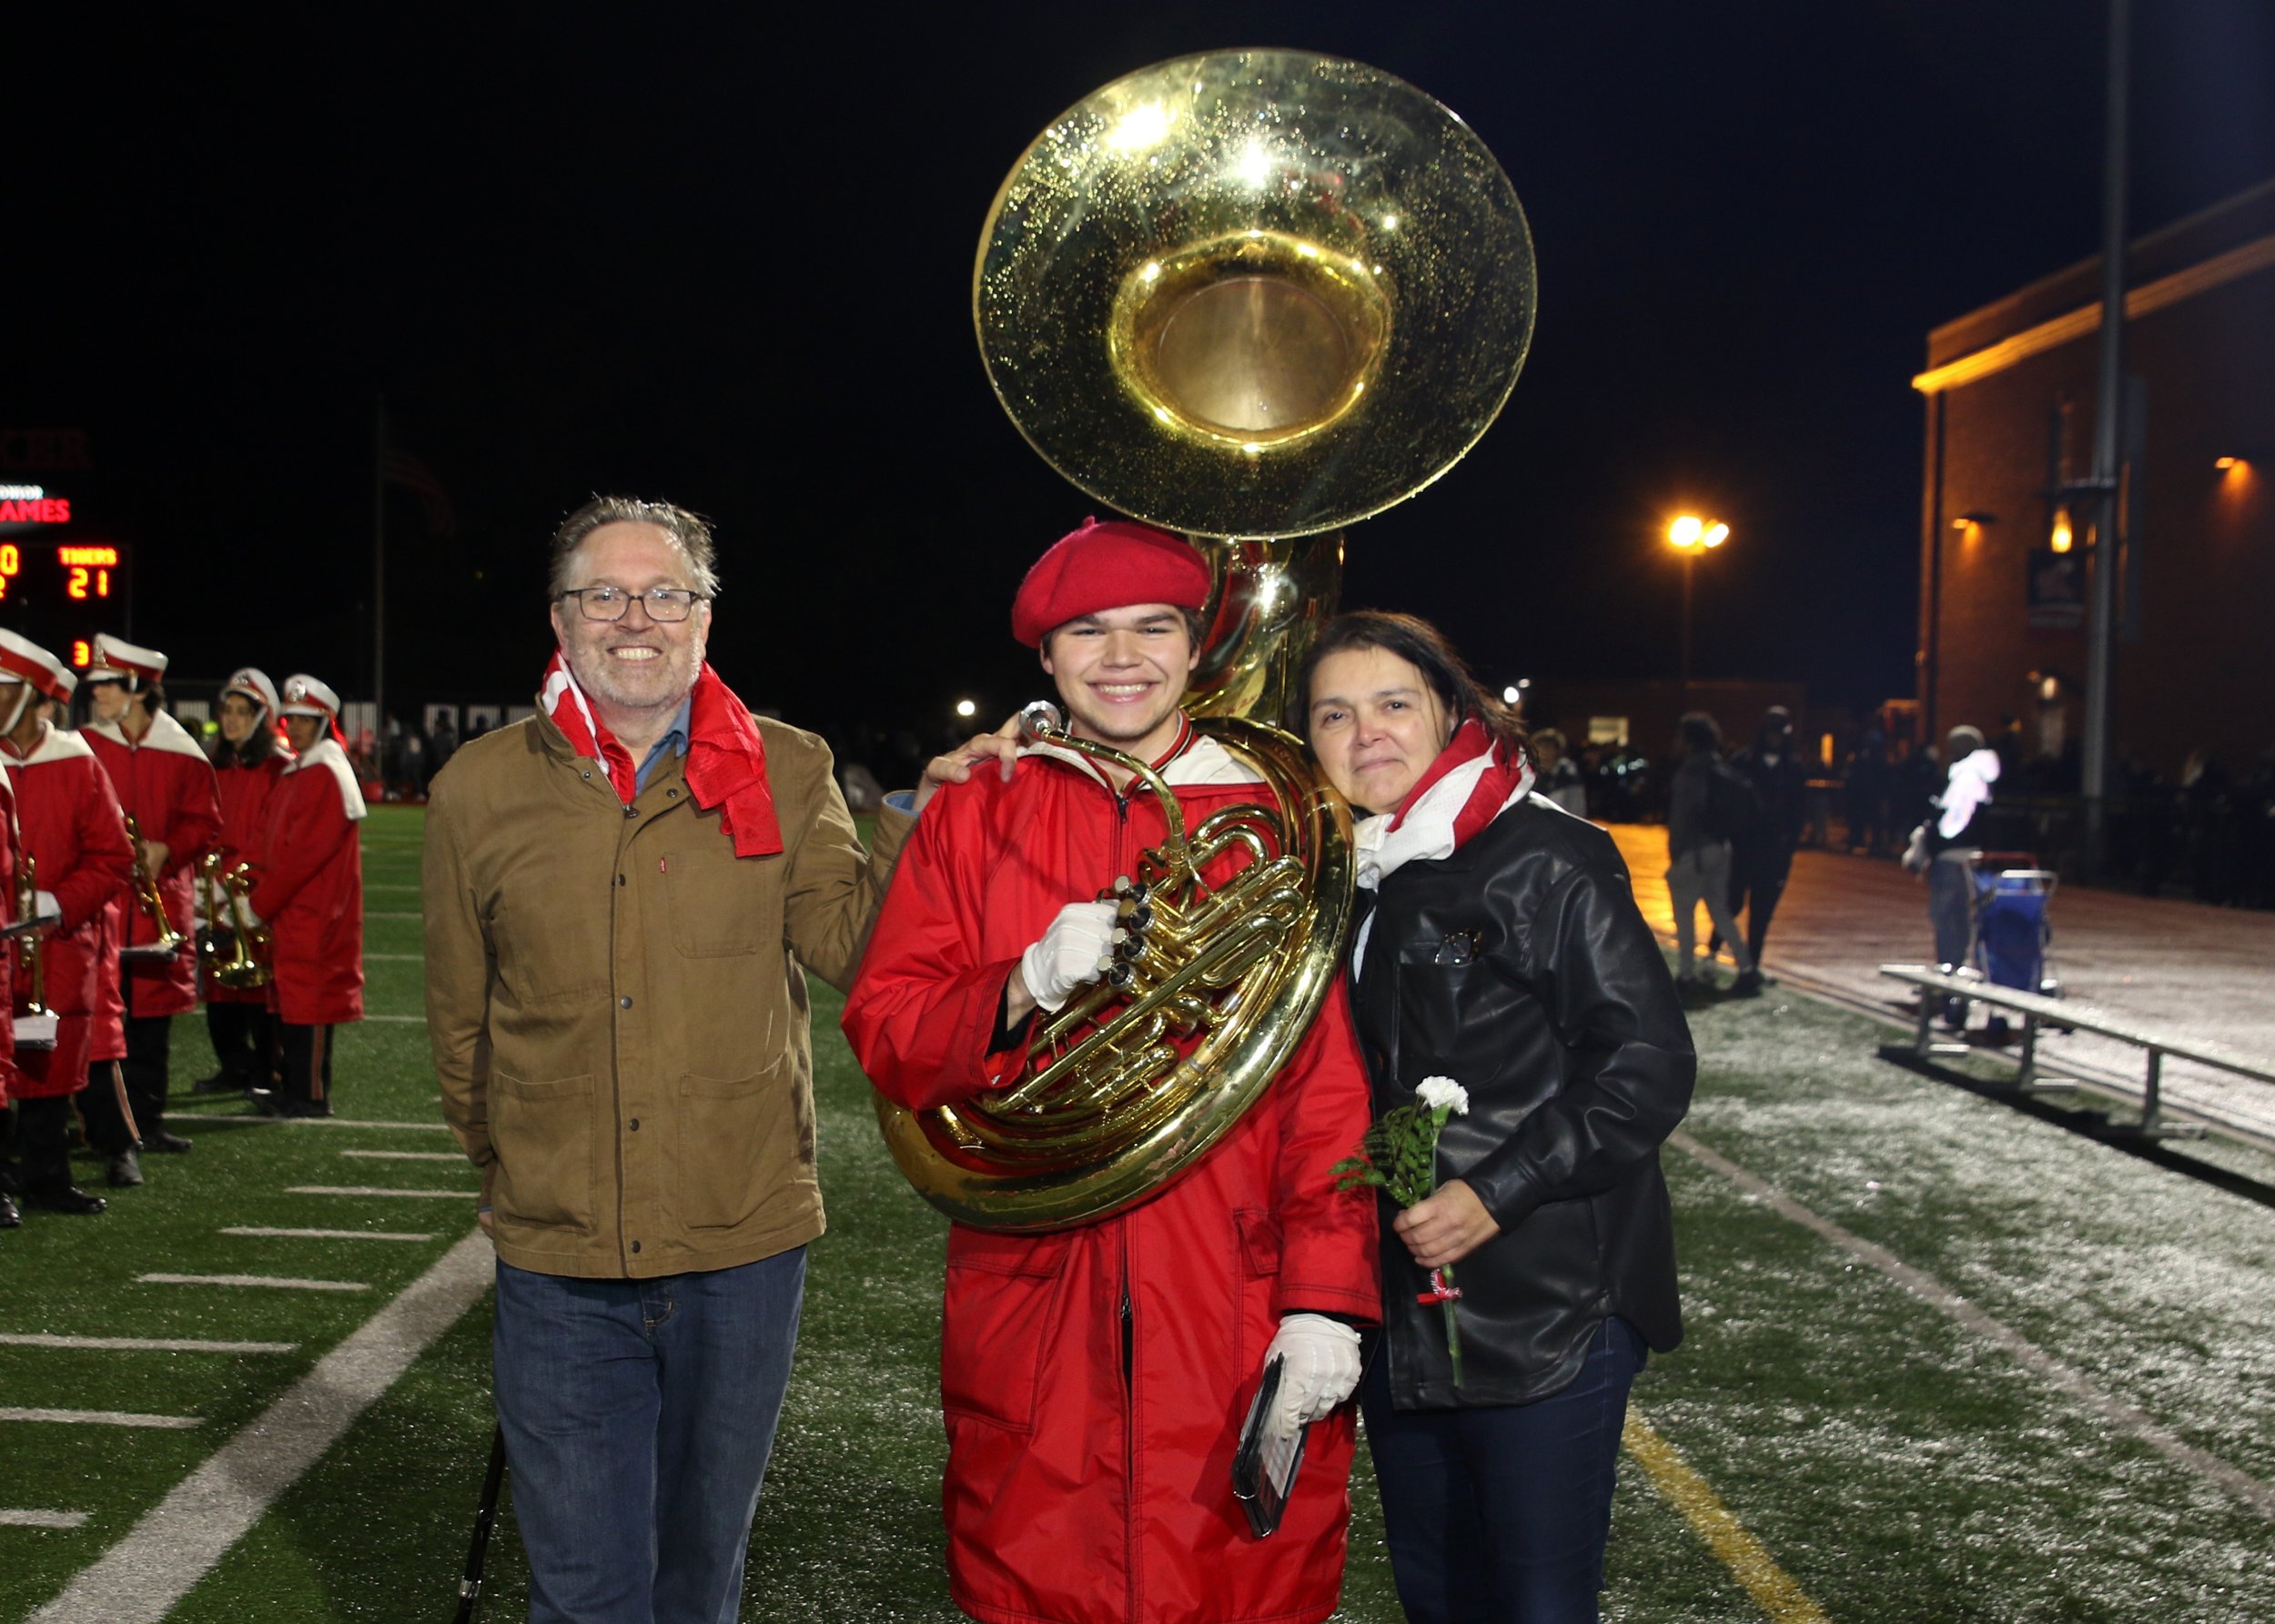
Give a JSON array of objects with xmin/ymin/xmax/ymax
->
[
  {"xmin": 1667, "ymin": 515, "xmax": 1728, "ymax": 688},
  {"xmin": 955, "ymin": 699, "xmax": 978, "ymax": 720}
]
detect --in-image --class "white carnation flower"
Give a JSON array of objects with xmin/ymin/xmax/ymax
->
[{"xmin": 1415, "ymin": 1075, "xmax": 1469, "ymax": 1115}]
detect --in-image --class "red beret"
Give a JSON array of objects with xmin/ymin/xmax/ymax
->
[{"xmin": 1011, "ymin": 517, "xmax": 1212, "ymax": 648}]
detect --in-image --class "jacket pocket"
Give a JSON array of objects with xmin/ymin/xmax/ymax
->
[
  {"xmin": 490, "ymin": 1071, "xmax": 597, "ymax": 1233},
  {"xmin": 1234, "ymin": 1207, "xmax": 1283, "ymax": 1374},
  {"xmin": 941, "ymin": 1227, "xmax": 1075, "ymax": 1433},
  {"xmin": 664, "ymin": 853, "xmax": 781, "ymax": 959},
  {"xmin": 674, "ymin": 1059, "xmax": 810, "ymax": 1231}
]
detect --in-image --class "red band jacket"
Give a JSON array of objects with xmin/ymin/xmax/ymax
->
[
  {"xmin": 4, "ymin": 726, "xmax": 134, "ymax": 1097},
  {"xmin": 86, "ymin": 710, "xmax": 223, "ymax": 1019},
  {"xmin": 843, "ymin": 731, "xmax": 1379, "ymax": 1624},
  {"xmin": 206, "ymin": 744, "xmax": 292, "ymax": 1006},
  {"xmin": 253, "ymin": 737, "xmax": 364, "ymax": 1026},
  {"xmin": 0, "ymin": 770, "xmax": 21, "ymax": 1105}
]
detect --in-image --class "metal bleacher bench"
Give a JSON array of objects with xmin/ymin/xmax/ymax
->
[{"xmin": 1877, "ymin": 963, "xmax": 2275, "ymax": 1141}]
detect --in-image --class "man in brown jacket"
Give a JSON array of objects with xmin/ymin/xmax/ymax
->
[{"xmin": 425, "ymin": 496, "xmax": 1002, "ymax": 1624}]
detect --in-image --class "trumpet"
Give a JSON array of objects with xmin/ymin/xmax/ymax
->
[
  {"xmin": 196, "ymin": 850, "xmax": 272, "ymax": 990},
  {"xmin": 13, "ymin": 853, "xmax": 56, "ymax": 1050},
  {"xmin": 121, "ymin": 813, "xmax": 189, "ymax": 959}
]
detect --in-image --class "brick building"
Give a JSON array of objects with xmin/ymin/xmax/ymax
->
[{"xmin": 1914, "ymin": 178, "xmax": 2275, "ymax": 782}]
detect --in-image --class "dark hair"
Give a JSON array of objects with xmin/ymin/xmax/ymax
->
[
  {"xmin": 1292, "ymin": 610, "xmax": 1531, "ymax": 763},
  {"xmin": 548, "ymin": 496, "xmax": 720, "ymax": 600},
  {"xmin": 1678, "ymin": 711, "xmax": 1723, "ymax": 754}
]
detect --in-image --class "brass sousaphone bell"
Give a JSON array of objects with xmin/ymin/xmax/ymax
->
[{"xmin": 876, "ymin": 49, "xmax": 1535, "ymax": 1231}]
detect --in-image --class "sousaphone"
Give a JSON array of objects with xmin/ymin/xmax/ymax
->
[{"xmin": 877, "ymin": 49, "xmax": 1535, "ymax": 1230}]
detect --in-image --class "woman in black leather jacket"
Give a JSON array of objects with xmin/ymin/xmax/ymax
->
[{"xmin": 1298, "ymin": 611, "xmax": 1695, "ymax": 1624}]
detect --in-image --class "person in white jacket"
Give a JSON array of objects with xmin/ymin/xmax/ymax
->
[{"xmin": 1906, "ymin": 724, "xmax": 2001, "ymax": 1022}]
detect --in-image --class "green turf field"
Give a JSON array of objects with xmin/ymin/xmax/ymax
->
[{"xmin": 4, "ymin": 804, "xmax": 2271, "ymax": 1621}]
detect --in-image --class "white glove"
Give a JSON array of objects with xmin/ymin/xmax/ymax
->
[
  {"xmin": 1016, "ymin": 901, "xmax": 1119, "ymax": 1013},
  {"xmin": 33, "ymin": 889, "xmax": 60, "ymax": 925},
  {"xmin": 1262, "ymin": 1313, "xmax": 1362, "ymax": 1439}
]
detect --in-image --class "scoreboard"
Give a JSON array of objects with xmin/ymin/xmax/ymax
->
[{"xmin": 0, "ymin": 485, "xmax": 134, "ymax": 668}]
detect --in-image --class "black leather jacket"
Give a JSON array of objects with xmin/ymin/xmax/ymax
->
[{"xmin": 1350, "ymin": 794, "xmax": 1695, "ymax": 1409}]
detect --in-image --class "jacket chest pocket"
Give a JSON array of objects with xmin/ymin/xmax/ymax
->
[
  {"xmin": 1394, "ymin": 933, "xmax": 1485, "ymax": 1054},
  {"xmin": 662, "ymin": 847, "xmax": 783, "ymax": 958}
]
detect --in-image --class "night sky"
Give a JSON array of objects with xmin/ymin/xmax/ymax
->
[{"xmin": 11, "ymin": 3, "xmax": 2273, "ymax": 767}]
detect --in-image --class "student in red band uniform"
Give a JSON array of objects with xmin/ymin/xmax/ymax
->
[
  {"xmin": 81, "ymin": 634, "xmax": 221, "ymax": 1168},
  {"xmin": 0, "ymin": 630, "xmax": 134, "ymax": 1213},
  {"xmin": 196, "ymin": 667, "xmax": 291, "ymax": 1095},
  {"xmin": 844, "ymin": 519, "xmax": 1379, "ymax": 1624},
  {"xmin": 248, "ymin": 674, "xmax": 364, "ymax": 1116}
]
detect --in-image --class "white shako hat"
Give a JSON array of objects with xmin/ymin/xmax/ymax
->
[
  {"xmin": 87, "ymin": 634, "xmax": 168, "ymax": 690},
  {"xmin": 279, "ymin": 674, "xmax": 342, "ymax": 721},
  {"xmin": 0, "ymin": 629, "xmax": 77, "ymax": 703},
  {"xmin": 222, "ymin": 667, "xmax": 283, "ymax": 720}
]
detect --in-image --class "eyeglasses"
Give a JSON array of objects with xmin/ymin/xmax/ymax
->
[{"xmin": 558, "ymin": 586, "xmax": 707, "ymax": 623}]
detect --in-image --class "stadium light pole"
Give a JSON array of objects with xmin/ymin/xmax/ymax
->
[{"xmin": 1668, "ymin": 515, "xmax": 1729, "ymax": 690}]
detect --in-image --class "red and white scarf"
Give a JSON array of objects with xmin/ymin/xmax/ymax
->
[
  {"xmin": 1357, "ymin": 718, "xmax": 1536, "ymax": 890},
  {"xmin": 540, "ymin": 653, "xmax": 784, "ymax": 858}
]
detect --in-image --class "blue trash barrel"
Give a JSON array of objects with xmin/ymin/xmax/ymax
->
[{"xmin": 1977, "ymin": 869, "xmax": 2052, "ymax": 994}]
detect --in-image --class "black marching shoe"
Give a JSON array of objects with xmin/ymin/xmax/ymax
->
[
  {"xmin": 1731, "ymin": 969, "xmax": 1765, "ymax": 998},
  {"xmin": 250, "ymin": 1090, "xmax": 332, "ymax": 1120},
  {"xmin": 106, "ymin": 1148, "xmax": 145, "ymax": 1187},
  {"xmin": 27, "ymin": 1180, "xmax": 106, "ymax": 1215},
  {"xmin": 142, "ymin": 1130, "xmax": 194, "ymax": 1155},
  {"xmin": 0, "ymin": 1191, "xmax": 19, "ymax": 1227},
  {"xmin": 191, "ymin": 1072, "xmax": 248, "ymax": 1095}
]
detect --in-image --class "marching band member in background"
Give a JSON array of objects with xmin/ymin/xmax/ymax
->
[
  {"xmin": 0, "ymin": 760, "xmax": 25, "ymax": 1228},
  {"xmin": 197, "ymin": 667, "xmax": 291, "ymax": 1095},
  {"xmin": 82, "ymin": 634, "xmax": 221, "ymax": 1159},
  {"xmin": 248, "ymin": 674, "xmax": 365, "ymax": 1117},
  {"xmin": 0, "ymin": 630, "xmax": 134, "ymax": 1212}
]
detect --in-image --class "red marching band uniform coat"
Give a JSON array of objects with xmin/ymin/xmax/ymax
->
[
  {"xmin": 5, "ymin": 727, "xmax": 135, "ymax": 1095},
  {"xmin": 844, "ymin": 730, "xmax": 1380, "ymax": 1624},
  {"xmin": 206, "ymin": 745, "xmax": 291, "ymax": 1005},
  {"xmin": 0, "ymin": 769, "xmax": 22, "ymax": 1107},
  {"xmin": 251, "ymin": 735, "xmax": 364, "ymax": 1025},
  {"xmin": 85, "ymin": 710, "xmax": 223, "ymax": 1018}
]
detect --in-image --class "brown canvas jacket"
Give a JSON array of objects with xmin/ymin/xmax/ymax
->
[{"xmin": 423, "ymin": 709, "xmax": 911, "ymax": 1278}]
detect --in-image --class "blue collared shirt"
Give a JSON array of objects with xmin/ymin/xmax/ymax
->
[{"xmin": 634, "ymin": 697, "xmax": 693, "ymax": 792}]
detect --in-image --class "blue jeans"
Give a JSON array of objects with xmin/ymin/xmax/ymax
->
[
  {"xmin": 492, "ymin": 1249, "xmax": 806, "ymax": 1624},
  {"xmin": 1928, "ymin": 854, "xmax": 1976, "ymax": 971},
  {"xmin": 1361, "ymin": 1316, "xmax": 1645, "ymax": 1624}
]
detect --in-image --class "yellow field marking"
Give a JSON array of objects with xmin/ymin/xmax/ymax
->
[{"xmin": 1623, "ymin": 1407, "xmax": 1830, "ymax": 1623}]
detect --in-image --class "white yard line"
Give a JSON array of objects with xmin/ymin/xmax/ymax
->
[
  {"xmin": 0, "ymin": 1334, "xmax": 296, "ymax": 1354},
  {"xmin": 288, "ymin": 1117, "xmax": 451, "ymax": 1132},
  {"xmin": 285, "ymin": 1185, "xmax": 471, "ymax": 1199},
  {"xmin": 138, "ymin": 1274, "xmax": 369, "ymax": 1293},
  {"xmin": 168, "ymin": 1116, "xmax": 453, "ymax": 1133},
  {"xmin": 362, "ymin": 1014, "xmax": 428, "ymax": 1023},
  {"xmin": 362, "ymin": 952, "xmax": 423, "ymax": 961},
  {"xmin": 1, "ymin": 1408, "xmax": 200, "ymax": 1430},
  {"xmin": 27, "ymin": 1229, "xmax": 492, "ymax": 1624},
  {"xmin": 1672, "ymin": 1128, "xmax": 2275, "ymax": 1521},
  {"xmin": 0, "ymin": 1510, "xmax": 89, "ymax": 1530},
  {"xmin": 221, "ymin": 1227, "xmax": 432, "ymax": 1244},
  {"xmin": 338, "ymin": 1149, "xmax": 461, "ymax": 1162}
]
